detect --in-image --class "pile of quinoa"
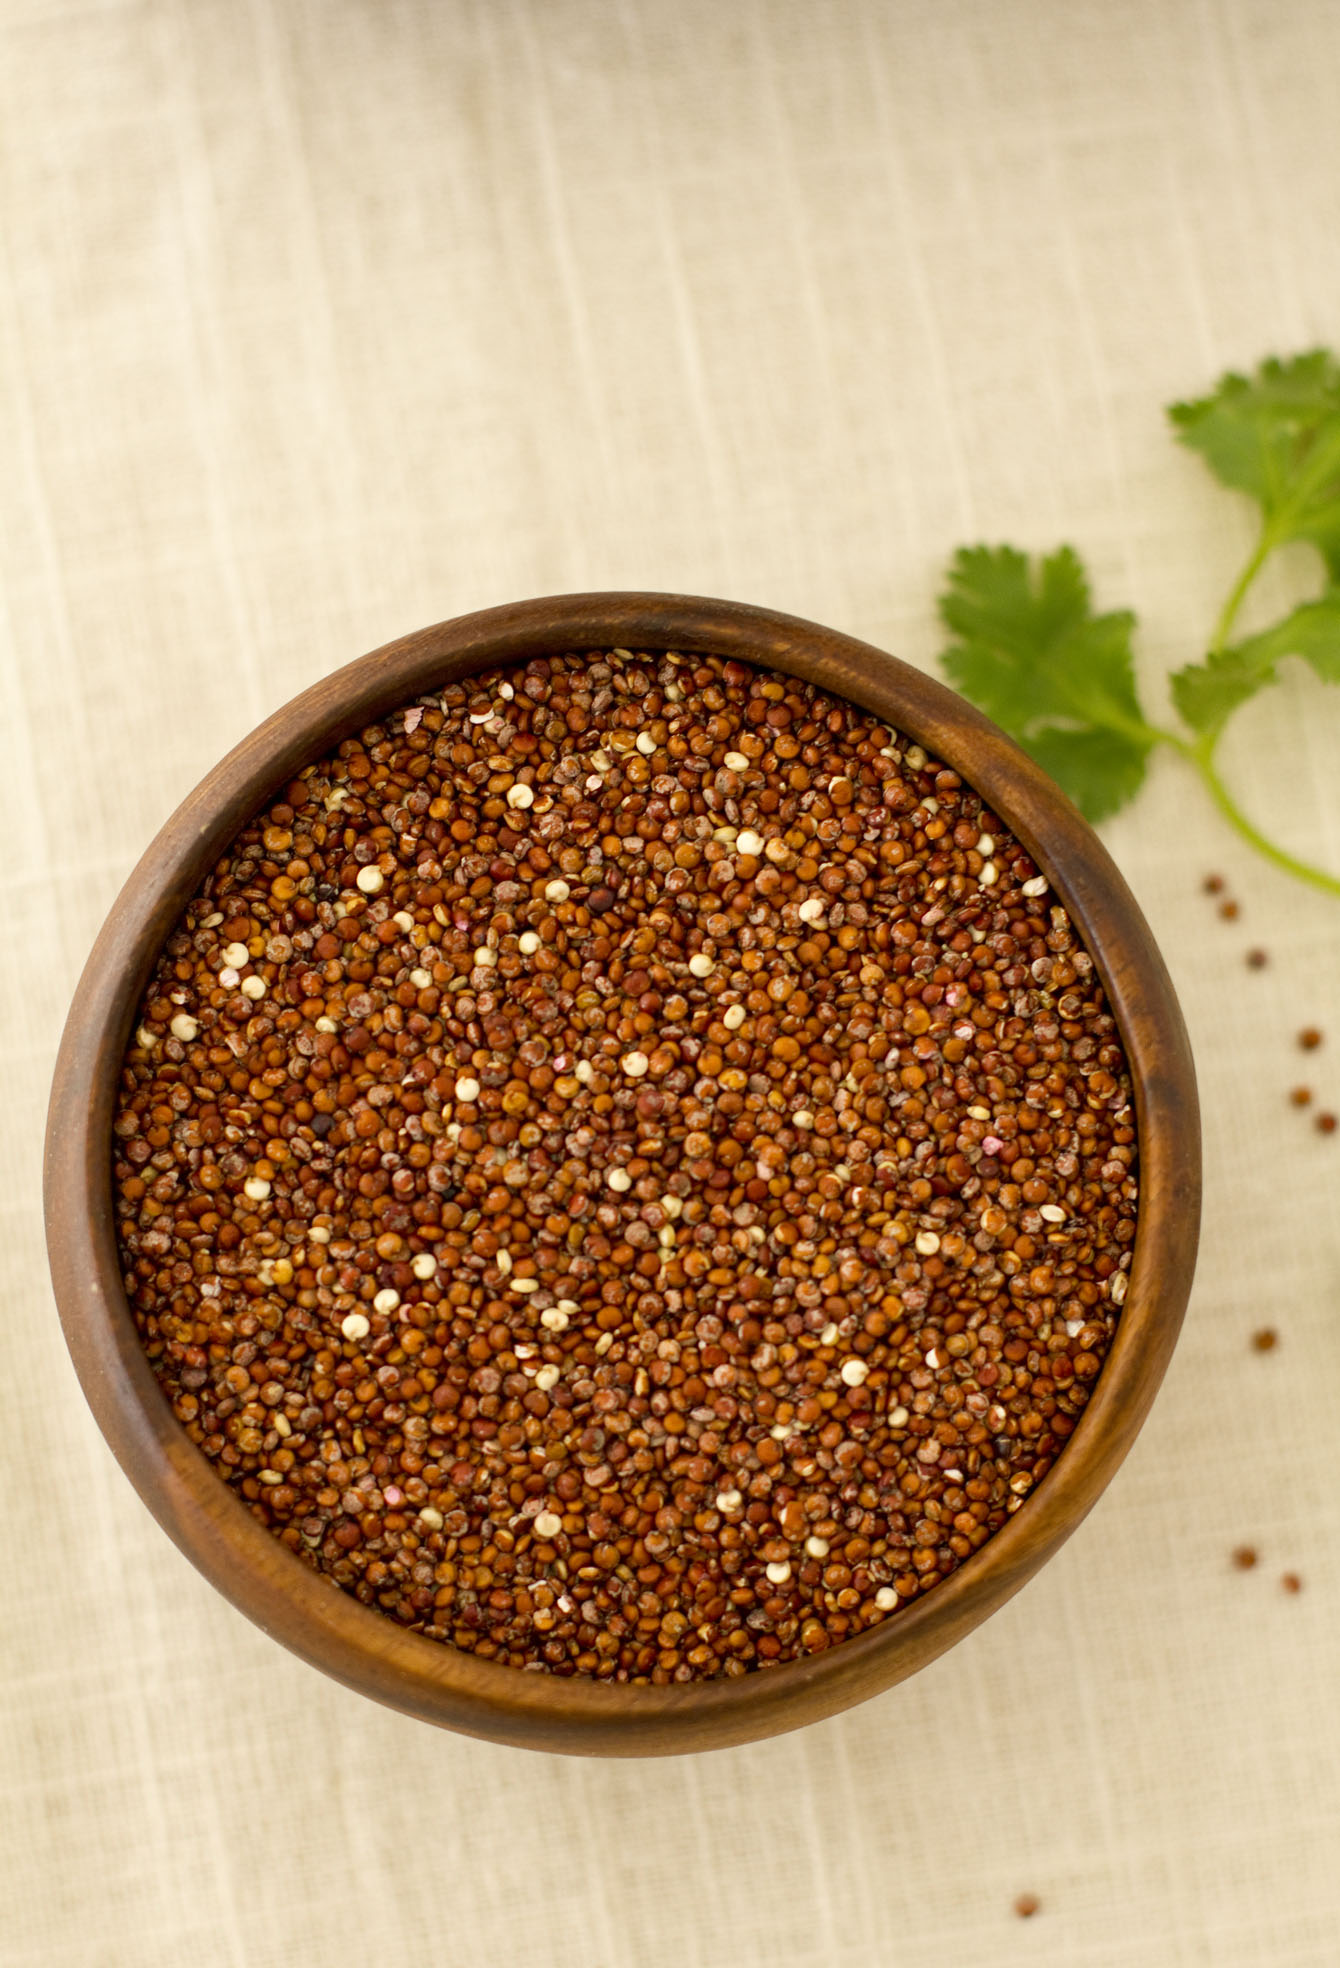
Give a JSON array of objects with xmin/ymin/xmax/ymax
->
[{"xmin": 115, "ymin": 648, "xmax": 1138, "ymax": 1682}]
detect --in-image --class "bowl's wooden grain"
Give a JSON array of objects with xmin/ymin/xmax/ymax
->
[{"xmin": 45, "ymin": 592, "xmax": 1199, "ymax": 1756}]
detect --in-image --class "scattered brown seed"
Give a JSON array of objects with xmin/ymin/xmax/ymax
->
[
  {"xmin": 1316, "ymin": 1112, "xmax": 1336, "ymax": 1135},
  {"xmin": 1250, "ymin": 1328, "xmax": 1278, "ymax": 1352},
  {"xmin": 1281, "ymin": 1572, "xmax": 1303, "ymax": 1594},
  {"xmin": 1299, "ymin": 1027, "xmax": 1323, "ymax": 1051},
  {"xmin": 111, "ymin": 647, "xmax": 1139, "ymax": 1683},
  {"xmin": 1014, "ymin": 1893, "xmax": 1041, "ymax": 1918},
  {"xmin": 1202, "ymin": 874, "xmax": 1225, "ymax": 895},
  {"xmin": 1217, "ymin": 900, "xmax": 1240, "ymax": 920},
  {"xmin": 1245, "ymin": 948, "xmax": 1267, "ymax": 968},
  {"xmin": 1232, "ymin": 1546, "xmax": 1258, "ymax": 1570},
  {"xmin": 1290, "ymin": 1087, "xmax": 1313, "ymax": 1108}
]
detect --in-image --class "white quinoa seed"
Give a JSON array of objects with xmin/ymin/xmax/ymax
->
[
  {"xmin": 373, "ymin": 1288, "xmax": 400, "ymax": 1314},
  {"xmin": 820, "ymin": 1322, "xmax": 839, "ymax": 1346},
  {"xmin": 355, "ymin": 865, "xmax": 383, "ymax": 894},
  {"xmin": 890, "ymin": 1405, "xmax": 910, "ymax": 1428},
  {"xmin": 340, "ymin": 1311, "xmax": 370, "ymax": 1341},
  {"xmin": 418, "ymin": 1507, "xmax": 444, "ymax": 1530},
  {"xmin": 967, "ymin": 1105, "xmax": 991, "ymax": 1121},
  {"xmin": 798, "ymin": 897, "xmax": 825, "ymax": 923},
  {"xmin": 314, "ymin": 1016, "xmax": 337, "ymax": 1033},
  {"xmin": 217, "ymin": 967, "xmax": 240, "ymax": 989},
  {"xmin": 574, "ymin": 1060, "xmax": 595, "ymax": 1084},
  {"xmin": 915, "ymin": 1231, "xmax": 940, "ymax": 1255},
  {"xmin": 534, "ymin": 1364, "xmax": 560, "ymax": 1391},
  {"xmin": 454, "ymin": 1076, "xmax": 481, "ymax": 1102},
  {"xmin": 660, "ymin": 1197, "xmax": 682, "ymax": 1219},
  {"xmin": 765, "ymin": 1561, "xmax": 792, "ymax": 1585},
  {"xmin": 723, "ymin": 750, "xmax": 749, "ymax": 770},
  {"xmin": 506, "ymin": 782, "xmax": 534, "ymax": 809},
  {"xmin": 411, "ymin": 1252, "xmax": 438, "ymax": 1279},
  {"xmin": 393, "ymin": 910, "xmax": 415, "ymax": 931},
  {"xmin": 169, "ymin": 1013, "xmax": 198, "ymax": 1041},
  {"xmin": 793, "ymin": 1110, "xmax": 815, "ymax": 1129},
  {"xmin": 473, "ymin": 946, "xmax": 496, "ymax": 968},
  {"xmin": 510, "ymin": 1278, "xmax": 540, "ymax": 1294},
  {"xmin": 621, "ymin": 1051, "xmax": 650, "ymax": 1077},
  {"xmin": 540, "ymin": 1308, "xmax": 569, "ymax": 1331},
  {"xmin": 723, "ymin": 1004, "xmax": 746, "ymax": 1030},
  {"xmin": 736, "ymin": 829, "xmax": 765, "ymax": 857},
  {"xmin": 518, "ymin": 931, "xmax": 541, "ymax": 954},
  {"xmin": 874, "ymin": 1587, "xmax": 899, "ymax": 1611},
  {"xmin": 556, "ymin": 1299, "xmax": 580, "ymax": 1316},
  {"xmin": 976, "ymin": 833, "xmax": 994, "ymax": 855},
  {"xmin": 221, "ymin": 941, "xmax": 250, "ymax": 968},
  {"xmin": 495, "ymin": 1250, "xmax": 513, "ymax": 1274},
  {"xmin": 688, "ymin": 952, "xmax": 714, "ymax": 977},
  {"xmin": 636, "ymin": 731, "xmax": 657, "ymax": 755},
  {"xmin": 608, "ymin": 1168, "xmax": 632, "ymax": 1192},
  {"xmin": 979, "ymin": 861, "xmax": 999, "ymax": 886},
  {"xmin": 1022, "ymin": 874, "xmax": 1048, "ymax": 897},
  {"xmin": 409, "ymin": 969, "xmax": 433, "ymax": 989},
  {"xmin": 243, "ymin": 1176, "xmax": 270, "ymax": 1202},
  {"xmin": 805, "ymin": 1536, "xmax": 830, "ymax": 1559},
  {"xmin": 716, "ymin": 1490, "xmax": 743, "ymax": 1513},
  {"xmin": 1039, "ymin": 1204, "xmax": 1067, "ymax": 1222},
  {"xmin": 136, "ymin": 1025, "xmax": 158, "ymax": 1049},
  {"xmin": 533, "ymin": 1511, "xmax": 563, "ymax": 1540},
  {"xmin": 840, "ymin": 1358, "xmax": 869, "ymax": 1387},
  {"xmin": 545, "ymin": 879, "xmax": 570, "ymax": 903},
  {"xmin": 240, "ymin": 975, "xmax": 266, "ymax": 1000}
]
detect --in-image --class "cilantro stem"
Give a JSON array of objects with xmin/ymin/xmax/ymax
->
[
  {"xmin": 1209, "ymin": 526, "xmax": 1275, "ymax": 654},
  {"xmin": 1190, "ymin": 735, "xmax": 1340, "ymax": 898}
]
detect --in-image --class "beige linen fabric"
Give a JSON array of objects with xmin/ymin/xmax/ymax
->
[{"xmin": 4, "ymin": 1, "xmax": 1340, "ymax": 1961}]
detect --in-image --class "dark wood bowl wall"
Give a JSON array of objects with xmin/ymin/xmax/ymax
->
[{"xmin": 45, "ymin": 594, "xmax": 1200, "ymax": 1756}]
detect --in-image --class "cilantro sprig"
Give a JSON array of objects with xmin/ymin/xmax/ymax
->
[{"xmin": 939, "ymin": 351, "xmax": 1340, "ymax": 899}]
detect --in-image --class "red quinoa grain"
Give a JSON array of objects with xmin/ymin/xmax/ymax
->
[
  {"xmin": 1014, "ymin": 1894, "xmax": 1041, "ymax": 1918},
  {"xmin": 113, "ymin": 648, "xmax": 1139, "ymax": 1681},
  {"xmin": 1232, "ymin": 1546, "xmax": 1258, "ymax": 1571}
]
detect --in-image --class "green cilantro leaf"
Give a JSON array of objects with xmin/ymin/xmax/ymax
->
[
  {"xmin": 1169, "ymin": 352, "xmax": 1340, "ymax": 576},
  {"xmin": 1171, "ymin": 590, "xmax": 1340, "ymax": 735},
  {"xmin": 938, "ymin": 545, "xmax": 1153, "ymax": 821}
]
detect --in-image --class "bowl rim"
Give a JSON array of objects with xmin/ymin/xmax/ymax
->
[{"xmin": 44, "ymin": 590, "xmax": 1200, "ymax": 1756}]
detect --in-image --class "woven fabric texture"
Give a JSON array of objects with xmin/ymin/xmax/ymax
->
[{"xmin": 4, "ymin": 2, "xmax": 1339, "ymax": 1962}]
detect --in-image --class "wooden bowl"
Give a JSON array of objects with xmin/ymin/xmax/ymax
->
[{"xmin": 45, "ymin": 592, "xmax": 1199, "ymax": 1756}]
